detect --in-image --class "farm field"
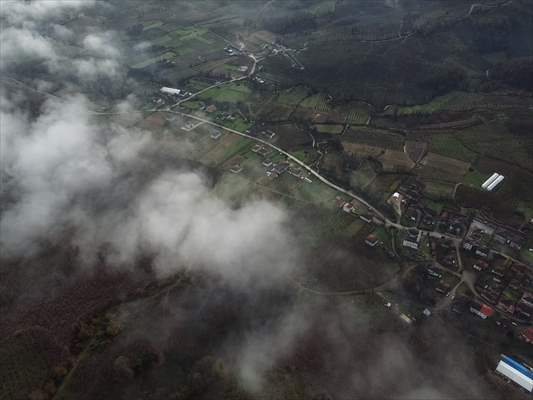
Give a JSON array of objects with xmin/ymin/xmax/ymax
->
[
  {"xmin": 428, "ymin": 134, "xmax": 477, "ymax": 163},
  {"xmin": 197, "ymin": 82, "xmax": 252, "ymax": 104},
  {"xmin": 314, "ymin": 124, "xmax": 344, "ymax": 134}
]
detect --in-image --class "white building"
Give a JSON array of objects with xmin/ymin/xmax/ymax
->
[
  {"xmin": 160, "ymin": 87, "xmax": 180, "ymax": 96},
  {"xmin": 481, "ymin": 172, "xmax": 504, "ymax": 191},
  {"xmin": 481, "ymin": 173, "xmax": 499, "ymax": 190},
  {"xmin": 495, "ymin": 355, "xmax": 533, "ymax": 393},
  {"xmin": 486, "ymin": 174, "xmax": 504, "ymax": 191}
]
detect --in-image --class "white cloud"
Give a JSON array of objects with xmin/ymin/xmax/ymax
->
[
  {"xmin": 1, "ymin": 94, "xmax": 297, "ymax": 289},
  {"xmin": 0, "ymin": 0, "xmax": 95, "ymax": 25},
  {"xmin": 73, "ymin": 58, "xmax": 122, "ymax": 80},
  {"xmin": 82, "ymin": 32, "xmax": 121, "ymax": 59},
  {"xmin": 0, "ymin": 27, "xmax": 58, "ymax": 68}
]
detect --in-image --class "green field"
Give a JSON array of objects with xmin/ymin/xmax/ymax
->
[
  {"xmin": 293, "ymin": 179, "xmax": 338, "ymax": 208},
  {"xmin": 168, "ymin": 27, "xmax": 211, "ymax": 43},
  {"xmin": 429, "ymin": 134, "xmax": 477, "ymax": 162},
  {"xmin": 422, "ymin": 180, "xmax": 455, "ymax": 200},
  {"xmin": 517, "ymin": 203, "xmax": 533, "ymax": 221},
  {"xmin": 463, "ymin": 169, "xmax": 486, "ymax": 189},
  {"xmin": 181, "ymin": 100, "xmax": 203, "ymax": 110},
  {"xmin": 143, "ymin": 20, "xmax": 163, "ymax": 31},
  {"xmin": 276, "ymin": 86, "xmax": 310, "ymax": 107},
  {"xmin": 130, "ymin": 51, "xmax": 176, "ymax": 69},
  {"xmin": 314, "ymin": 124, "xmax": 344, "ymax": 134},
  {"xmin": 395, "ymin": 92, "xmax": 487, "ymax": 115},
  {"xmin": 221, "ymin": 117, "xmax": 252, "ymax": 132},
  {"xmin": 198, "ymin": 83, "xmax": 252, "ymax": 103},
  {"xmin": 221, "ymin": 137, "xmax": 252, "ymax": 161},
  {"xmin": 309, "ymin": 0, "xmax": 336, "ymax": 16},
  {"xmin": 300, "ymin": 93, "xmax": 329, "ymax": 111}
]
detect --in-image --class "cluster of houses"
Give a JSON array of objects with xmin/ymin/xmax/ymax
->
[
  {"xmin": 463, "ymin": 216, "xmax": 526, "ymax": 255},
  {"xmin": 471, "ymin": 256, "xmax": 533, "ymax": 323},
  {"xmin": 394, "ymin": 182, "xmax": 469, "ymax": 237}
]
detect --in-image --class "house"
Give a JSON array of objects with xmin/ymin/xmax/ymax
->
[
  {"xmin": 475, "ymin": 247, "xmax": 490, "ymax": 258},
  {"xmin": 498, "ymin": 298, "xmax": 516, "ymax": 314},
  {"xmin": 230, "ymin": 164, "xmax": 243, "ymax": 174},
  {"xmin": 426, "ymin": 268, "xmax": 442, "ymax": 279},
  {"xmin": 210, "ymin": 130, "xmax": 223, "ymax": 140},
  {"xmin": 262, "ymin": 159, "xmax": 273, "ymax": 168},
  {"xmin": 257, "ymin": 146, "xmax": 271, "ymax": 157},
  {"xmin": 520, "ymin": 293, "xmax": 533, "ymax": 308},
  {"xmin": 365, "ymin": 234, "xmax": 380, "ymax": 247},
  {"xmin": 470, "ymin": 302, "xmax": 494, "ymax": 319},
  {"xmin": 519, "ymin": 327, "xmax": 533, "ymax": 344},
  {"xmin": 359, "ymin": 215, "xmax": 372, "ymax": 223},
  {"xmin": 258, "ymin": 130, "xmax": 276, "ymax": 140},
  {"xmin": 266, "ymin": 163, "xmax": 289, "ymax": 178},
  {"xmin": 403, "ymin": 229, "xmax": 422, "ymax": 250},
  {"xmin": 399, "ymin": 313, "xmax": 414, "ymax": 324},
  {"xmin": 472, "ymin": 260, "xmax": 489, "ymax": 272}
]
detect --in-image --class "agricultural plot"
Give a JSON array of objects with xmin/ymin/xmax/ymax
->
[
  {"xmin": 365, "ymin": 174, "xmax": 404, "ymax": 204},
  {"xmin": 394, "ymin": 92, "xmax": 482, "ymax": 115},
  {"xmin": 314, "ymin": 124, "xmax": 344, "ymax": 134},
  {"xmin": 342, "ymin": 142, "xmax": 385, "ymax": 158},
  {"xmin": 185, "ymin": 78, "xmax": 216, "ymax": 91},
  {"xmin": 422, "ymin": 180, "xmax": 456, "ymax": 200},
  {"xmin": 177, "ymin": 128, "xmax": 219, "ymax": 160},
  {"xmin": 346, "ymin": 109, "xmax": 370, "ymax": 125},
  {"xmin": 142, "ymin": 20, "xmax": 164, "ymax": 31},
  {"xmin": 309, "ymin": 0, "xmax": 336, "ymax": 16},
  {"xmin": 394, "ymin": 91, "xmax": 533, "ymax": 115},
  {"xmin": 202, "ymin": 135, "xmax": 252, "ymax": 167},
  {"xmin": 343, "ymin": 127, "xmax": 404, "ymax": 150},
  {"xmin": 198, "ymin": 83, "xmax": 252, "ymax": 103},
  {"xmin": 428, "ymin": 134, "xmax": 477, "ymax": 163},
  {"xmin": 264, "ymin": 174, "xmax": 338, "ymax": 209},
  {"xmin": 350, "ymin": 161, "xmax": 378, "ymax": 191},
  {"xmin": 299, "ymin": 93, "xmax": 330, "ymax": 112},
  {"xmin": 462, "ymin": 169, "xmax": 487, "ymax": 189},
  {"xmin": 220, "ymin": 117, "xmax": 252, "ymax": 133},
  {"xmin": 130, "ymin": 51, "xmax": 176, "ymax": 69},
  {"xmin": 212, "ymin": 171, "xmax": 257, "ymax": 203},
  {"xmin": 404, "ymin": 140, "xmax": 428, "ymax": 163},
  {"xmin": 275, "ymin": 86, "xmax": 311, "ymax": 107},
  {"xmin": 295, "ymin": 206, "xmax": 361, "ymax": 244},
  {"xmin": 418, "ymin": 152, "xmax": 470, "ymax": 181},
  {"xmin": 377, "ymin": 150, "xmax": 415, "ymax": 172}
]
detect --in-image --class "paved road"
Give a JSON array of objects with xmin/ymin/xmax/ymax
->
[{"xmin": 159, "ymin": 108, "xmax": 390, "ymax": 221}]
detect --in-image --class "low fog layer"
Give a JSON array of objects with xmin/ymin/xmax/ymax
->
[{"xmin": 0, "ymin": 92, "xmax": 298, "ymax": 288}]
